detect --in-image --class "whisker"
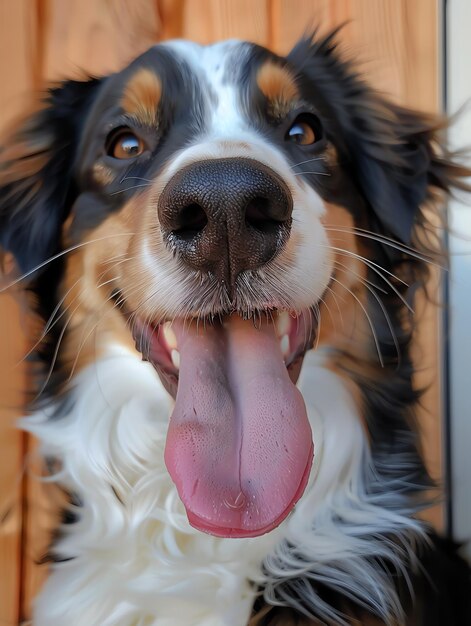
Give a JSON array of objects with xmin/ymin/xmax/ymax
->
[
  {"xmin": 120, "ymin": 175, "xmax": 153, "ymax": 183},
  {"xmin": 18, "ymin": 255, "xmax": 136, "ymax": 365},
  {"xmin": 110, "ymin": 182, "xmax": 153, "ymax": 196},
  {"xmin": 335, "ymin": 264, "xmax": 400, "ymax": 364},
  {"xmin": 327, "ymin": 245, "xmax": 414, "ymax": 314},
  {"xmin": 37, "ymin": 258, "xmax": 139, "ymax": 387},
  {"xmin": 33, "ymin": 303, "xmax": 79, "ymax": 401},
  {"xmin": 333, "ymin": 259, "xmax": 388, "ymax": 295},
  {"xmin": 95, "ymin": 276, "xmax": 120, "ymax": 291},
  {"xmin": 67, "ymin": 288, "xmax": 128, "ymax": 382},
  {"xmin": 330, "ymin": 275, "xmax": 384, "ymax": 367},
  {"xmin": 324, "ymin": 226, "xmax": 443, "ymax": 268},
  {"xmin": 18, "ymin": 276, "xmax": 83, "ymax": 365},
  {"xmin": 321, "ymin": 284, "xmax": 345, "ymax": 331},
  {"xmin": 293, "ymin": 171, "xmax": 331, "ymax": 177},
  {"xmin": 314, "ymin": 304, "xmax": 322, "ymax": 351},
  {"xmin": 0, "ymin": 233, "xmax": 135, "ymax": 293},
  {"xmin": 365, "ymin": 284, "xmax": 401, "ymax": 366},
  {"xmin": 328, "ymin": 243, "xmax": 409, "ymax": 287},
  {"xmin": 290, "ymin": 156, "xmax": 325, "ymax": 169}
]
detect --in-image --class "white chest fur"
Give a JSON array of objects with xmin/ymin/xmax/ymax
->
[{"xmin": 23, "ymin": 345, "xmax": 422, "ymax": 626}]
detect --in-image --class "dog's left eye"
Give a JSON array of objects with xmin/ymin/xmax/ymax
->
[
  {"xmin": 106, "ymin": 128, "xmax": 145, "ymax": 159},
  {"xmin": 286, "ymin": 115, "xmax": 322, "ymax": 146}
]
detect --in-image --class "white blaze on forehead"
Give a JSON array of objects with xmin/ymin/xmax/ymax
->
[
  {"xmin": 144, "ymin": 39, "xmax": 333, "ymax": 318},
  {"xmin": 162, "ymin": 39, "xmax": 252, "ymax": 137}
]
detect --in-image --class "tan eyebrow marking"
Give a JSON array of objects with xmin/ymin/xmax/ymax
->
[
  {"xmin": 120, "ymin": 68, "xmax": 162, "ymax": 126},
  {"xmin": 92, "ymin": 162, "xmax": 115, "ymax": 186},
  {"xmin": 256, "ymin": 61, "xmax": 299, "ymax": 118}
]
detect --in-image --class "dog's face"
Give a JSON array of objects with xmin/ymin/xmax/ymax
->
[
  {"xmin": 0, "ymin": 36, "xmax": 444, "ymax": 540},
  {"xmin": 69, "ymin": 40, "xmax": 337, "ymax": 539}
]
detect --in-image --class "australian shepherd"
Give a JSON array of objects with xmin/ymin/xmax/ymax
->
[{"xmin": 1, "ymin": 30, "xmax": 470, "ymax": 626}]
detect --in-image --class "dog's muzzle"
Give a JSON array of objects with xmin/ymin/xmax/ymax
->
[
  {"xmin": 158, "ymin": 157, "xmax": 293, "ymax": 288},
  {"xmin": 141, "ymin": 157, "xmax": 314, "ymax": 539}
]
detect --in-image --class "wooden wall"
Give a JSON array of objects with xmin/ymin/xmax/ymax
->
[{"xmin": 0, "ymin": 1, "xmax": 441, "ymax": 623}]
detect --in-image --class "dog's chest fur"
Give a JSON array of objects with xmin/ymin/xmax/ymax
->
[{"xmin": 24, "ymin": 345, "xmax": 401, "ymax": 626}]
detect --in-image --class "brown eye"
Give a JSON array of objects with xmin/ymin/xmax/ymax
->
[
  {"xmin": 106, "ymin": 128, "xmax": 145, "ymax": 159},
  {"xmin": 286, "ymin": 115, "xmax": 322, "ymax": 146}
]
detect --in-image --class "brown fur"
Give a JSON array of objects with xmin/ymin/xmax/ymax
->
[
  {"xmin": 120, "ymin": 67, "xmax": 162, "ymax": 126},
  {"xmin": 256, "ymin": 61, "xmax": 299, "ymax": 119},
  {"xmin": 59, "ymin": 202, "xmax": 140, "ymax": 379},
  {"xmin": 92, "ymin": 162, "xmax": 116, "ymax": 186}
]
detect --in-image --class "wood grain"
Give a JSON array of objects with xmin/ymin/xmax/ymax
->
[
  {"xmin": 0, "ymin": 0, "xmax": 38, "ymax": 622},
  {"xmin": 400, "ymin": 0, "xmax": 443, "ymax": 529},
  {"xmin": 41, "ymin": 0, "xmax": 160, "ymax": 80},
  {"xmin": 0, "ymin": 293, "xmax": 25, "ymax": 625},
  {"xmin": 181, "ymin": 0, "xmax": 270, "ymax": 44}
]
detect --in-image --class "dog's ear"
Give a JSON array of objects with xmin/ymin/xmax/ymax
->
[
  {"xmin": 288, "ymin": 33, "xmax": 470, "ymax": 245},
  {"xmin": 0, "ymin": 78, "xmax": 101, "ymax": 277},
  {"xmin": 344, "ymin": 102, "xmax": 469, "ymax": 245}
]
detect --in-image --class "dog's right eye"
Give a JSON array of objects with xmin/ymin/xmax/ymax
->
[
  {"xmin": 285, "ymin": 114, "xmax": 323, "ymax": 146},
  {"xmin": 106, "ymin": 128, "xmax": 145, "ymax": 159}
]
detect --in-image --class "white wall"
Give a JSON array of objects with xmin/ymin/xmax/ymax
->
[{"xmin": 447, "ymin": 0, "xmax": 471, "ymax": 557}]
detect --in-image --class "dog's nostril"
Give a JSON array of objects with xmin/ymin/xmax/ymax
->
[
  {"xmin": 174, "ymin": 203, "xmax": 208, "ymax": 240},
  {"xmin": 158, "ymin": 158, "xmax": 293, "ymax": 283},
  {"xmin": 245, "ymin": 197, "xmax": 280, "ymax": 234}
]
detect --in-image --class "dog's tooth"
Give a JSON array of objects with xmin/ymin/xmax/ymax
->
[
  {"xmin": 162, "ymin": 323, "xmax": 177, "ymax": 349},
  {"xmin": 276, "ymin": 311, "xmax": 291, "ymax": 337},
  {"xmin": 171, "ymin": 349, "xmax": 180, "ymax": 369},
  {"xmin": 280, "ymin": 334, "xmax": 290, "ymax": 357}
]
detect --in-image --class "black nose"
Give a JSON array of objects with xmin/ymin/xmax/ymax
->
[{"xmin": 158, "ymin": 158, "xmax": 293, "ymax": 288}]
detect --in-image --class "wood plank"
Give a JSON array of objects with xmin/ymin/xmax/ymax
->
[
  {"xmin": 403, "ymin": 0, "xmax": 439, "ymax": 111},
  {"xmin": 0, "ymin": 0, "xmax": 38, "ymax": 623},
  {"xmin": 156, "ymin": 0, "xmax": 186, "ymax": 41},
  {"xmin": 42, "ymin": 0, "xmax": 160, "ymax": 80},
  {"xmin": 21, "ymin": 442, "xmax": 65, "ymax": 623},
  {"xmin": 179, "ymin": 0, "xmax": 215, "ymax": 44},
  {"xmin": 0, "ymin": 294, "xmax": 25, "ymax": 626},
  {"xmin": 182, "ymin": 0, "xmax": 270, "ymax": 44},
  {"xmin": 402, "ymin": 0, "xmax": 442, "ymax": 530},
  {"xmin": 270, "ymin": 0, "xmax": 335, "ymax": 55}
]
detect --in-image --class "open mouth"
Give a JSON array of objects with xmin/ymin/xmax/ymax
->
[{"xmin": 131, "ymin": 309, "xmax": 317, "ymax": 538}]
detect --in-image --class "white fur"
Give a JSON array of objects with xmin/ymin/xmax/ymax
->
[
  {"xmin": 23, "ymin": 345, "xmax": 279, "ymax": 626},
  {"xmin": 22, "ymin": 344, "xmax": 424, "ymax": 625},
  {"xmin": 163, "ymin": 40, "xmax": 250, "ymax": 137}
]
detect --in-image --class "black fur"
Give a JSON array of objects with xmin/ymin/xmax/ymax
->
[
  {"xmin": 0, "ymin": 78, "xmax": 101, "ymax": 274},
  {"xmin": 252, "ymin": 534, "xmax": 471, "ymax": 625}
]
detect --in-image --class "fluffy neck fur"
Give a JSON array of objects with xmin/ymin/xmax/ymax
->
[{"xmin": 22, "ymin": 344, "xmax": 426, "ymax": 626}]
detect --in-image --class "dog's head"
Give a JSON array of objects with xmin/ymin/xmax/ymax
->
[{"xmin": 0, "ymin": 33, "xmax": 463, "ymax": 539}]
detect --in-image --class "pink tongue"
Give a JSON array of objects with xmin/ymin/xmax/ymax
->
[{"xmin": 164, "ymin": 316, "xmax": 313, "ymax": 538}]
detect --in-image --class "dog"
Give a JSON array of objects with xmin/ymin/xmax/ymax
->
[{"xmin": 1, "ymin": 30, "xmax": 470, "ymax": 626}]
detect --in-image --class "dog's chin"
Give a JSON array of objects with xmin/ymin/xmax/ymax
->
[{"xmin": 130, "ymin": 308, "xmax": 317, "ymax": 538}]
